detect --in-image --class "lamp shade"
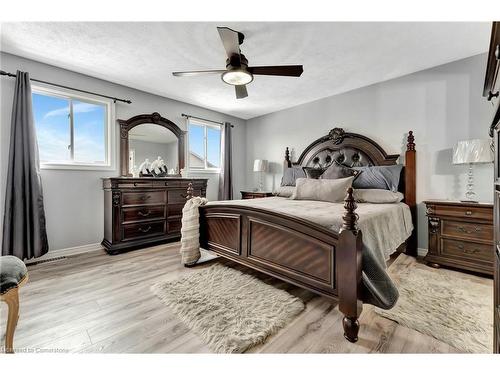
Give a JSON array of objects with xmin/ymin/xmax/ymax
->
[
  {"xmin": 452, "ymin": 139, "xmax": 493, "ymax": 165},
  {"xmin": 253, "ymin": 159, "xmax": 268, "ymax": 172}
]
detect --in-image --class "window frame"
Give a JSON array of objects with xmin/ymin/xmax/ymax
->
[
  {"xmin": 187, "ymin": 118, "xmax": 222, "ymax": 173},
  {"xmin": 32, "ymin": 83, "xmax": 116, "ymax": 171}
]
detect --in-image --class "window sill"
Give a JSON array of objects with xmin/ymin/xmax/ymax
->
[
  {"xmin": 40, "ymin": 163, "xmax": 116, "ymax": 172},
  {"xmin": 188, "ymin": 169, "xmax": 221, "ymax": 175}
]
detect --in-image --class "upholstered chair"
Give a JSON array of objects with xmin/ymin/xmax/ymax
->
[{"xmin": 0, "ymin": 256, "xmax": 28, "ymax": 353}]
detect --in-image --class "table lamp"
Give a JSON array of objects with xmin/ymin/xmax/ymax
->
[
  {"xmin": 452, "ymin": 139, "xmax": 493, "ymax": 202},
  {"xmin": 253, "ymin": 159, "xmax": 268, "ymax": 192}
]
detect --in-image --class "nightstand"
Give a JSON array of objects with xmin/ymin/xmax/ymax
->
[
  {"xmin": 424, "ymin": 200, "xmax": 494, "ymax": 275},
  {"xmin": 240, "ymin": 191, "xmax": 274, "ymax": 199}
]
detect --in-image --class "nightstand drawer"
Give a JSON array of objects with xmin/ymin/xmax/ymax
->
[
  {"xmin": 433, "ymin": 205, "xmax": 492, "ymax": 221},
  {"xmin": 441, "ymin": 238, "xmax": 493, "ymax": 263},
  {"xmin": 442, "ymin": 220, "xmax": 493, "ymax": 242}
]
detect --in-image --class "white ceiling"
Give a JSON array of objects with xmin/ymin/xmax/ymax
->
[{"xmin": 0, "ymin": 22, "xmax": 492, "ymax": 119}]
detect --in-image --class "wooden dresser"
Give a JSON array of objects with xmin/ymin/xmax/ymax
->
[
  {"xmin": 424, "ymin": 200, "xmax": 494, "ymax": 275},
  {"xmin": 102, "ymin": 177, "xmax": 207, "ymax": 254}
]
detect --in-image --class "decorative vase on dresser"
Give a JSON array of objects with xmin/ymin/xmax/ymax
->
[
  {"xmin": 424, "ymin": 200, "xmax": 494, "ymax": 275},
  {"xmin": 102, "ymin": 177, "xmax": 207, "ymax": 254}
]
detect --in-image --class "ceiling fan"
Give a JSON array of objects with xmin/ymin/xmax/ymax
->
[{"xmin": 172, "ymin": 27, "xmax": 304, "ymax": 99}]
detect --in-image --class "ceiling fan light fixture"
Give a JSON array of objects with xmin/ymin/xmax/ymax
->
[{"xmin": 221, "ymin": 69, "xmax": 253, "ymax": 86}]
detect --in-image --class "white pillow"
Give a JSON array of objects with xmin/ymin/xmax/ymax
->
[
  {"xmin": 353, "ymin": 189, "xmax": 404, "ymax": 203},
  {"xmin": 273, "ymin": 186, "xmax": 295, "ymax": 198},
  {"xmin": 292, "ymin": 176, "xmax": 354, "ymax": 203}
]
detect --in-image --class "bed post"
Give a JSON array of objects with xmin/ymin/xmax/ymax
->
[
  {"xmin": 284, "ymin": 147, "xmax": 292, "ymax": 169},
  {"xmin": 186, "ymin": 182, "xmax": 194, "ymax": 200},
  {"xmin": 338, "ymin": 187, "xmax": 363, "ymax": 343},
  {"xmin": 405, "ymin": 131, "xmax": 417, "ymax": 256}
]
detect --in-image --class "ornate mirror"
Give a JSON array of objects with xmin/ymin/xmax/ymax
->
[{"xmin": 119, "ymin": 112, "xmax": 185, "ymax": 177}]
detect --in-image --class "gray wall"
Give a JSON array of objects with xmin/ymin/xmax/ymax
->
[
  {"xmin": 0, "ymin": 52, "xmax": 246, "ymax": 251},
  {"xmin": 129, "ymin": 139, "xmax": 178, "ymax": 173},
  {"xmin": 245, "ymin": 53, "xmax": 495, "ymax": 250}
]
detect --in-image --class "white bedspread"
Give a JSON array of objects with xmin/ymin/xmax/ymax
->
[{"xmin": 207, "ymin": 197, "xmax": 413, "ymax": 266}]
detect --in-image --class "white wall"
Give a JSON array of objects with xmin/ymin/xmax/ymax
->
[
  {"xmin": 0, "ymin": 52, "xmax": 246, "ymax": 252},
  {"xmin": 245, "ymin": 53, "xmax": 496, "ymax": 249}
]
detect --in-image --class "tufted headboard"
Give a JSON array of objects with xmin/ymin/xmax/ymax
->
[{"xmin": 284, "ymin": 127, "xmax": 417, "ymax": 255}]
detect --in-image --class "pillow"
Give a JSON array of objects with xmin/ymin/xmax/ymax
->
[
  {"xmin": 281, "ymin": 166, "xmax": 306, "ymax": 186},
  {"xmin": 352, "ymin": 164, "xmax": 403, "ymax": 191},
  {"xmin": 273, "ymin": 186, "xmax": 295, "ymax": 198},
  {"xmin": 292, "ymin": 176, "xmax": 354, "ymax": 203},
  {"xmin": 302, "ymin": 167, "xmax": 325, "ymax": 179},
  {"xmin": 320, "ymin": 162, "xmax": 361, "ymax": 180},
  {"xmin": 353, "ymin": 189, "xmax": 404, "ymax": 203}
]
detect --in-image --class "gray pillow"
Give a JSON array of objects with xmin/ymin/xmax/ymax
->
[
  {"xmin": 302, "ymin": 167, "xmax": 325, "ymax": 179},
  {"xmin": 353, "ymin": 189, "xmax": 404, "ymax": 203},
  {"xmin": 352, "ymin": 164, "xmax": 403, "ymax": 191},
  {"xmin": 320, "ymin": 162, "xmax": 361, "ymax": 180},
  {"xmin": 273, "ymin": 186, "xmax": 295, "ymax": 198},
  {"xmin": 292, "ymin": 176, "xmax": 354, "ymax": 203},
  {"xmin": 281, "ymin": 166, "xmax": 306, "ymax": 186}
]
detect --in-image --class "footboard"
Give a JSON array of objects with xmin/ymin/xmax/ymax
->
[
  {"xmin": 199, "ymin": 204, "xmax": 339, "ymax": 297},
  {"xmin": 187, "ymin": 184, "xmax": 363, "ymax": 342}
]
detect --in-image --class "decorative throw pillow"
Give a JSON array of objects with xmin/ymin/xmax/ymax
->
[
  {"xmin": 273, "ymin": 186, "xmax": 295, "ymax": 198},
  {"xmin": 302, "ymin": 167, "xmax": 325, "ymax": 179},
  {"xmin": 292, "ymin": 176, "xmax": 354, "ymax": 203},
  {"xmin": 353, "ymin": 189, "xmax": 404, "ymax": 203},
  {"xmin": 352, "ymin": 164, "xmax": 403, "ymax": 191},
  {"xmin": 320, "ymin": 162, "xmax": 361, "ymax": 180},
  {"xmin": 281, "ymin": 166, "xmax": 306, "ymax": 186}
]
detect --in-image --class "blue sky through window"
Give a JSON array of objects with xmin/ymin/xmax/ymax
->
[
  {"xmin": 32, "ymin": 92, "xmax": 106, "ymax": 163},
  {"xmin": 188, "ymin": 122, "xmax": 221, "ymax": 168}
]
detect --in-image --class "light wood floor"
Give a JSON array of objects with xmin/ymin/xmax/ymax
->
[{"xmin": 0, "ymin": 243, "xmax": 462, "ymax": 353}]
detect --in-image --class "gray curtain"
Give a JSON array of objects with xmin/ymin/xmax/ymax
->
[
  {"xmin": 218, "ymin": 122, "xmax": 233, "ymax": 200},
  {"xmin": 2, "ymin": 71, "xmax": 49, "ymax": 259}
]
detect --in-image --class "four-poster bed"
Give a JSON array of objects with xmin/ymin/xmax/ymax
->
[{"xmin": 186, "ymin": 128, "xmax": 417, "ymax": 342}]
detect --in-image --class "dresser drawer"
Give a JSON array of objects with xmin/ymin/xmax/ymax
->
[
  {"xmin": 167, "ymin": 219, "xmax": 182, "ymax": 234},
  {"xmin": 433, "ymin": 204, "xmax": 492, "ymax": 221},
  {"xmin": 168, "ymin": 203, "xmax": 184, "ymax": 218},
  {"xmin": 116, "ymin": 181, "xmax": 153, "ymax": 189},
  {"xmin": 122, "ymin": 191, "xmax": 166, "ymax": 206},
  {"xmin": 167, "ymin": 189, "xmax": 188, "ymax": 203},
  {"xmin": 442, "ymin": 220, "xmax": 493, "ymax": 242},
  {"xmin": 122, "ymin": 221, "xmax": 166, "ymax": 241},
  {"xmin": 122, "ymin": 205, "xmax": 165, "ymax": 223},
  {"xmin": 441, "ymin": 238, "xmax": 494, "ymax": 263}
]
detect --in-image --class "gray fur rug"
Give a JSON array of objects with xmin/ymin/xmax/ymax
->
[
  {"xmin": 152, "ymin": 263, "xmax": 305, "ymax": 353},
  {"xmin": 375, "ymin": 255, "xmax": 493, "ymax": 353}
]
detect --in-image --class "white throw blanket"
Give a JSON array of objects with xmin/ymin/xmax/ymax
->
[{"xmin": 180, "ymin": 196, "xmax": 207, "ymax": 265}]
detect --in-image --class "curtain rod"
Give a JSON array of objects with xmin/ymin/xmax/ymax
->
[
  {"xmin": 181, "ymin": 113, "xmax": 234, "ymax": 127},
  {"xmin": 0, "ymin": 70, "xmax": 132, "ymax": 104}
]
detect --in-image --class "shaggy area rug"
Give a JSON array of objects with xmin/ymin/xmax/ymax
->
[
  {"xmin": 375, "ymin": 255, "xmax": 493, "ymax": 353},
  {"xmin": 151, "ymin": 263, "xmax": 305, "ymax": 353}
]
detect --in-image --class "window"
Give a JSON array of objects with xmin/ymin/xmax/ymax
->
[
  {"xmin": 32, "ymin": 85, "xmax": 114, "ymax": 170},
  {"xmin": 188, "ymin": 119, "xmax": 221, "ymax": 171}
]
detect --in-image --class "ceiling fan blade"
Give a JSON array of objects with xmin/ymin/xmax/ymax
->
[
  {"xmin": 217, "ymin": 27, "xmax": 241, "ymax": 59},
  {"xmin": 172, "ymin": 70, "xmax": 225, "ymax": 77},
  {"xmin": 235, "ymin": 85, "xmax": 248, "ymax": 99},
  {"xmin": 248, "ymin": 65, "xmax": 303, "ymax": 77}
]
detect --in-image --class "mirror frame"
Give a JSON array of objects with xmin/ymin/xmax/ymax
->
[{"xmin": 118, "ymin": 112, "xmax": 185, "ymax": 177}]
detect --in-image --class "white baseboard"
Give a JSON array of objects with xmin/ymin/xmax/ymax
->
[
  {"xmin": 25, "ymin": 242, "xmax": 104, "ymax": 264},
  {"xmin": 417, "ymin": 247, "xmax": 428, "ymax": 257}
]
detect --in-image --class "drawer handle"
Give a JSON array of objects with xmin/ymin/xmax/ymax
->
[
  {"xmin": 140, "ymin": 195, "xmax": 151, "ymax": 201},
  {"xmin": 138, "ymin": 210, "xmax": 151, "ymax": 217},
  {"xmin": 457, "ymin": 244, "xmax": 479, "ymax": 254},
  {"xmin": 465, "ymin": 210, "xmax": 473, "ymax": 216},
  {"xmin": 457, "ymin": 226, "xmax": 481, "ymax": 234},
  {"xmin": 138, "ymin": 226, "xmax": 152, "ymax": 233}
]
